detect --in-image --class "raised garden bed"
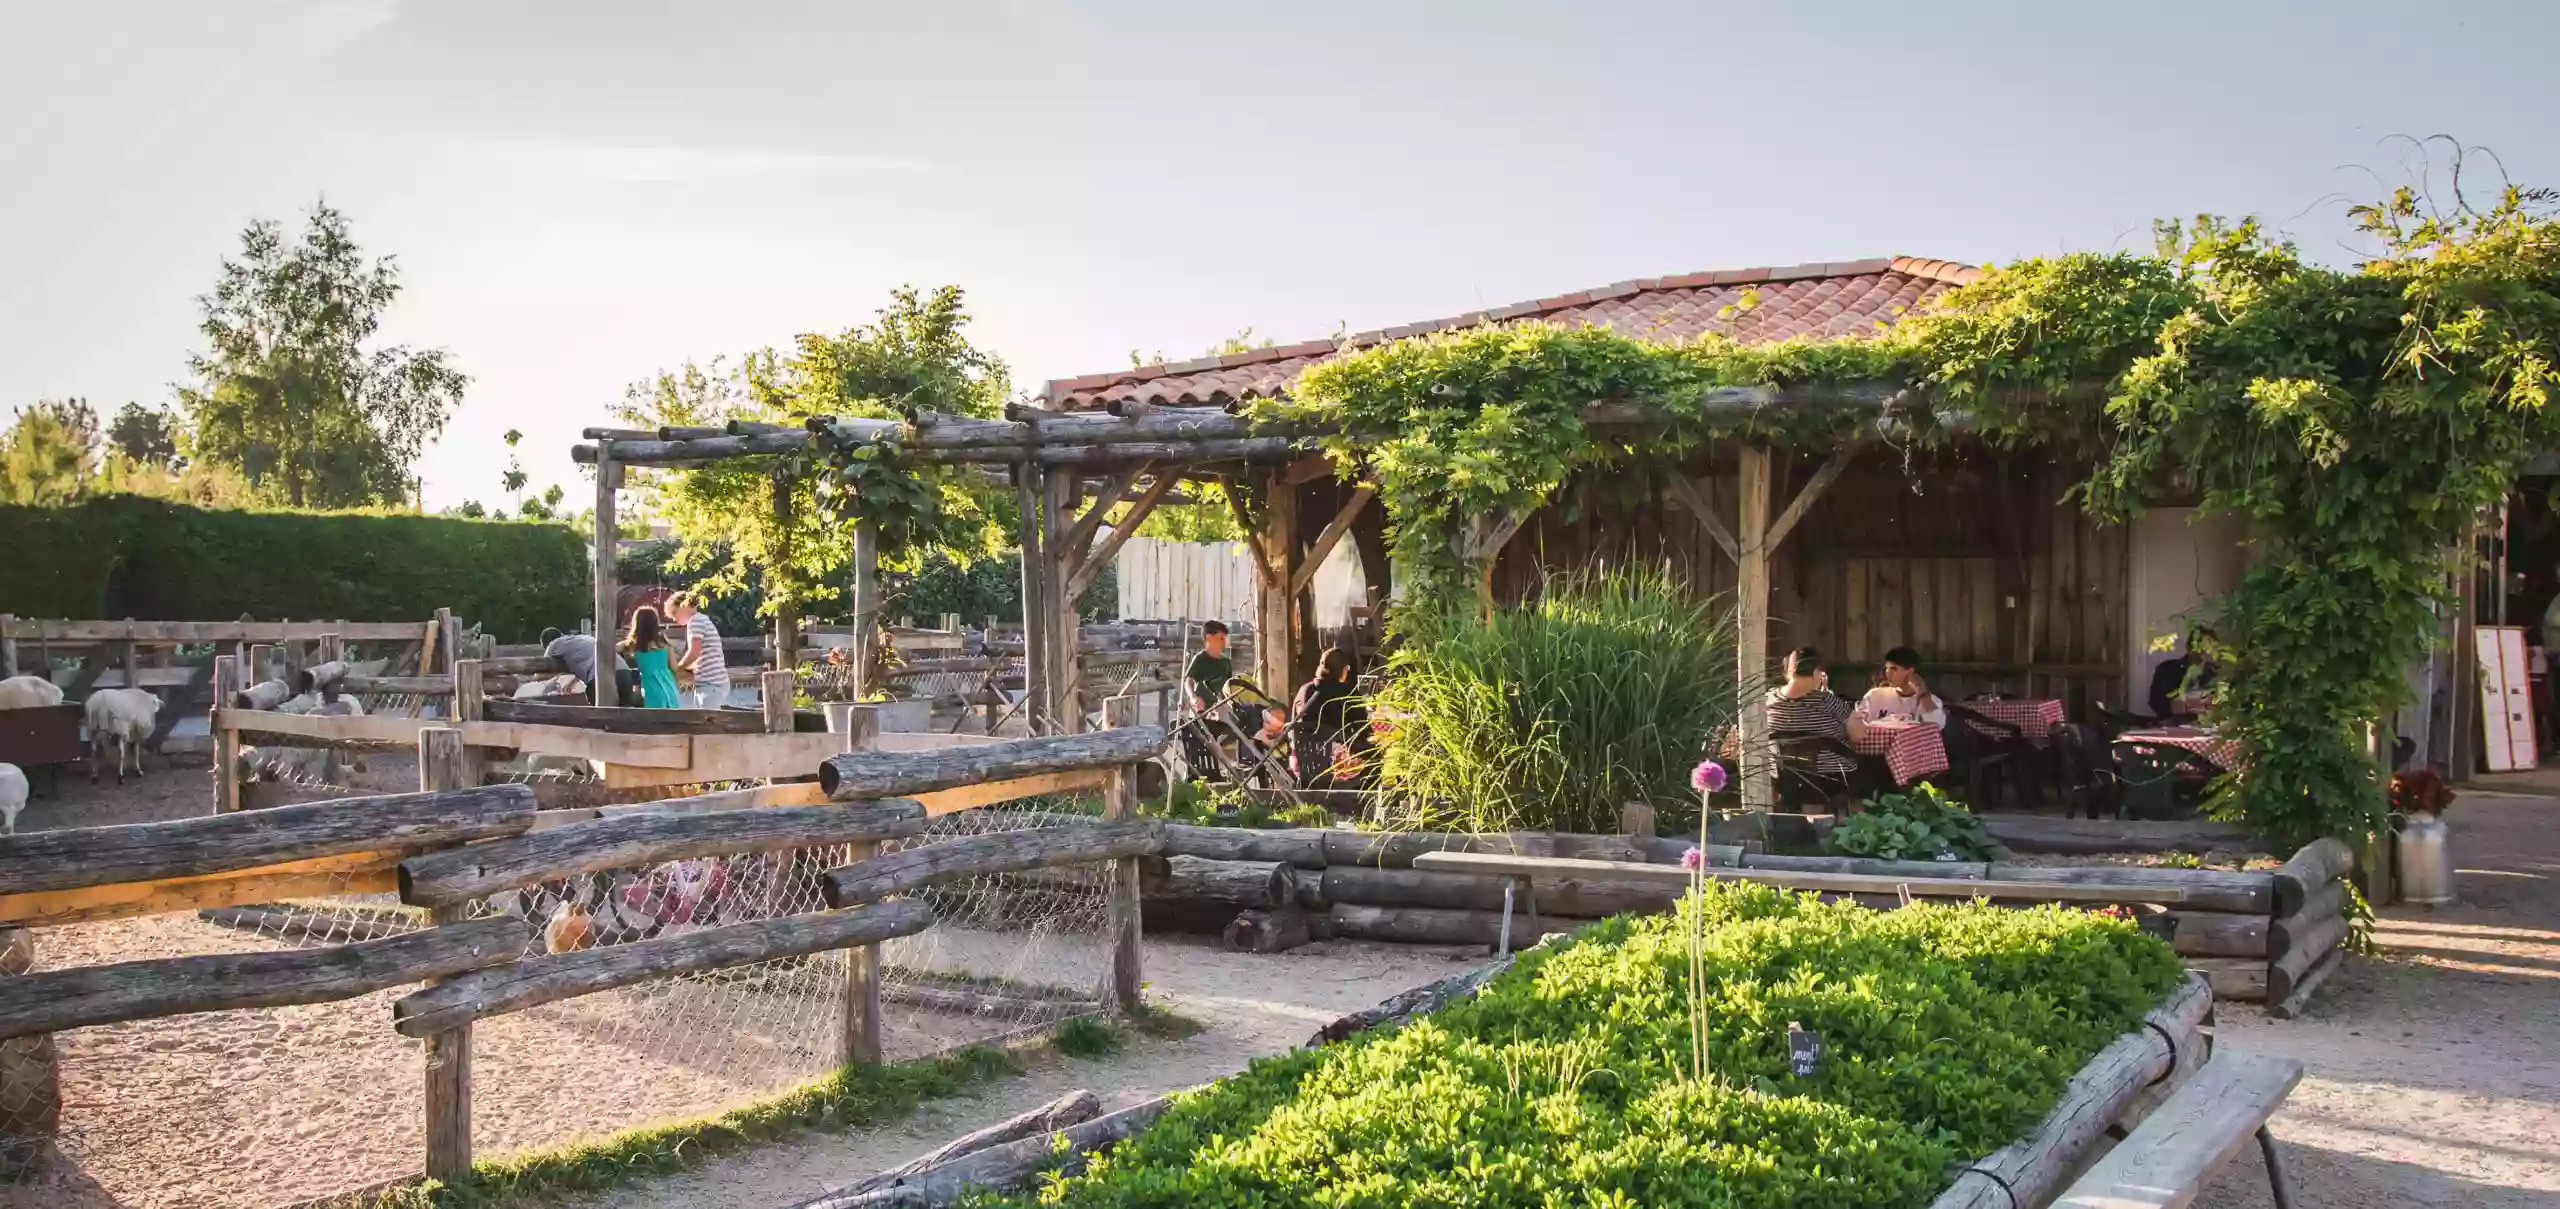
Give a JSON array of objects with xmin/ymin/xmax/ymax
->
[{"xmin": 849, "ymin": 884, "xmax": 2208, "ymax": 1208}]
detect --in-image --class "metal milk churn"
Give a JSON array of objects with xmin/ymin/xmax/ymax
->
[{"xmin": 2394, "ymin": 810, "xmax": 2456, "ymax": 906}]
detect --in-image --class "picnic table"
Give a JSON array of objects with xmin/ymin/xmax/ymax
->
[{"xmin": 2118, "ymin": 725, "xmax": 2243, "ymax": 772}]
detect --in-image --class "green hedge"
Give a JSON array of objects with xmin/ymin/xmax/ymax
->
[
  {"xmin": 0, "ymin": 497, "xmax": 587, "ymax": 643},
  {"xmin": 1000, "ymin": 885, "xmax": 2186, "ymax": 1209}
]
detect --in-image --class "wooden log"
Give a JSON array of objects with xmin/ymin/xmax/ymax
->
[
  {"xmin": 1322, "ymin": 829, "xmax": 1563, "ymax": 868},
  {"xmin": 299, "ymin": 659, "xmax": 349, "ymax": 691},
  {"xmin": 1287, "ymin": 866, "xmax": 1326, "ymax": 910},
  {"xmin": 1140, "ymin": 855, "xmax": 1288, "ymax": 909},
  {"xmin": 1930, "ymin": 975, "xmax": 2214, "ymax": 1209},
  {"xmin": 2269, "ymin": 879, "xmax": 2350, "ymax": 960},
  {"xmin": 818, "ymin": 726, "xmax": 1164, "ymax": 799},
  {"xmin": 1224, "ymin": 907, "xmax": 1313, "ymax": 953},
  {"xmin": 1099, "ymin": 695, "xmax": 1143, "ymax": 1012},
  {"xmin": 392, "ymin": 900, "xmax": 934, "ymax": 1037},
  {"xmin": 2269, "ymin": 944, "xmax": 2345, "ymax": 1020},
  {"xmin": 0, "ymin": 914, "xmax": 527, "ymax": 1040},
  {"xmin": 2267, "ymin": 909, "xmax": 2349, "ymax": 1003},
  {"xmin": 1159, "ymin": 824, "xmax": 1329, "ymax": 868},
  {"xmin": 2274, "ymin": 836, "xmax": 2356, "ymax": 917},
  {"xmin": 1744, "ymin": 853, "xmax": 1991, "ymax": 880},
  {"xmin": 1308, "ymin": 954, "xmax": 1519, "ymax": 1046},
  {"xmin": 1327, "ymin": 903, "xmax": 1591, "ymax": 949},
  {"xmin": 396, "ymin": 800, "xmax": 928, "ymax": 907},
  {"xmin": 803, "ymin": 1093, "xmax": 1176, "ymax": 1208},
  {"xmin": 0, "ymin": 850, "xmax": 401, "ymax": 928},
  {"xmin": 2186, "ymin": 957, "xmax": 2269, "ymax": 1001},
  {"xmin": 476, "ymin": 654, "xmax": 561, "ymax": 676},
  {"xmin": 832, "ymin": 705, "xmax": 884, "ymax": 1068},
  {"xmin": 822, "ymin": 821, "xmax": 1165, "ymax": 908},
  {"xmin": 2166, "ymin": 910, "xmax": 2270, "ymax": 959},
  {"xmin": 1318, "ymin": 864, "xmax": 1684, "ymax": 918},
  {"xmin": 1983, "ymin": 865, "xmax": 2273, "ymax": 913},
  {"xmin": 841, "ymin": 1091, "xmax": 1103, "ymax": 1197},
  {"xmin": 235, "ymin": 678, "xmax": 294, "ymax": 710},
  {"xmin": 883, "ymin": 984, "xmax": 1096, "ymax": 1022},
  {"xmin": 19, "ymin": 620, "xmax": 422, "ymax": 643},
  {"xmin": 2053, "ymin": 1050, "xmax": 2303, "ymax": 1209},
  {"xmin": 0, "ymin": 785, "xmax": 537, "ymax": 895},
  {"xmin": 1980, "ymin": 815, "xmax": 2259, "ymax": 856},
  {"xmin": 481, "ymin": 700, "xmax": 768, "ymax": 734},
  {"xmin": 1413, "ymin": 852, "xmax": 2207, "ymax": 906},
  {"xmin": 416, "ymin": 727, "xmax": 478, "ymax": 1178}
]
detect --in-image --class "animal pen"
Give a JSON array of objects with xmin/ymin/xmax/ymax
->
[{"xmin": 0, "ymin": 656, "xmax": 1165, "ymax": 1209}]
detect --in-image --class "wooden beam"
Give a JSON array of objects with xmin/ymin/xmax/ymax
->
[
  {"xmin": 1042, "ymin": 462, "xmax": 1080, "ymax": 731},
  {"xmin": 479, "ymin": 700, "xmax": 767, "ymax": 734},
  {"xmin": 397, "ymin": 800, "xmax": 927, "ymax": 907},
  {"xmin": 915, "ymin": 769, "xmax": 1113, "ymax": 816},
  {"xmin": 218, "ymin": 709, "xmax": 695, "ymax": 768},
  {"xmin": 417, "ymin": 727, "xmax": 477, "ymax": 1180},
  {"xmin": 391, "ymin": 899, "xmax": 934, "ymax": 1037},
  {"xmin": 1291, "ymin": 486, "xmax": 1375, "ymax": 596},
  {"xmin": 593, "ymin": 443, "xmax": 621, "ymax": 706},
  {"xmin": 0, "ymin": 786, "xmax": 536, "ymax": 896},
  {"xmin": 1067, "ymin": 470, "xmax": 1182, "ymax": 603},
  {"xmin": 1100, "ymin": 696, "xmax": 1143, "ymax": 1012},
  {"xmin": 212, "ymin": 655, "xmax": 241, "ymax": 815},
  {"xmin": 1219, "ymin": 473, "xmax": 1271, "ymax": 575},
  {"xmin": 1408, "ymin": 851, "xmax": 2196, "ymax": 904},
  {"xmin": 0, "ymin": 913, "xmax": 527, "ymax": 1040},
  {"xmin": 0, "ymin": 851, "xmax": 401, "ymax": 928},
  {"xmin": 822, "ymin": 820, "xmax": 1165, "ymax": 907},
  {"xmin": 595, "ymin": 731, "xmax": 873, "ymax": 789},
  {"xmin": 1058, "ymin": 464, "xmax": 1147, "ymax": 575},
  {"xmin": 9, "ymin": 620, "xmax": 424, "ymax": 643},
  {"xmin": 852, "ymin": 522, "xmax": 881, "ymax": 703},
  {"xmin": 1736, "ymin": 445, "xmax": 1774, "ymax": 809},
  {"xmin": 1765, "ymin": 441, "xmax": 1857, "ymax": 551},
  {"xmin": 1660, "ymin": 467, "xmax": 1738, "ymax": 561},
  {"xmin": 1280, "ymin": 454, "xmax": 1338, "ymax": 486},
  {"xmin": 1015, "ymin": 464, "xmax": 1051, "ymax": 736},
  {"xmin": 817, "ymin": 727, "xmax": 1165, "ymax": 799},
  {"xmin": 2051, "ymin": 1051, "xmax": 2304, "ymax": 1209}
]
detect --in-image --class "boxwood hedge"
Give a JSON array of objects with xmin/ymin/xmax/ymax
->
[
  {"xmin": 0, "ymin": 496, "xmax": 586, "ymax": 642},
  {"xmin": 1004, "ymin": 885, "xmax": 2185, "ymax": 1208}
]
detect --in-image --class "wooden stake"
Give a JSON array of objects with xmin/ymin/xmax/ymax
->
[
  {"xmin": 418, "ymin": 727, "xmax": 476, "ymax": 1181},
  {"xmin": 211, "ymin": 656, "xmax": 241, "ymax": 815},
  {"xmin": 836, "ymin": 704, "xmax": 884, "ymax": 1066},
  {"xmin": 1101, "ymin": 695, "xmax": 1143, "ymax": 1012}
]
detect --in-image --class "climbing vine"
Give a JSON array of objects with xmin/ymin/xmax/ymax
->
[{"xmin": 1254, "ymin": 175, "xmax": 2560, "ymax": 846}]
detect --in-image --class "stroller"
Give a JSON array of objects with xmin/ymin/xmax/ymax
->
[{"xmin": 1172, "ymin": 677, "xmax": 1300, "ymax": 795}]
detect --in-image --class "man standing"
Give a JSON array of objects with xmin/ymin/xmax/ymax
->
[{"xmin": 669, "ymin": 593, "xmax": 729, "ymax": 709}]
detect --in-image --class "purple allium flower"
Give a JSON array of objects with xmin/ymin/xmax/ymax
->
[
  {"xmin": 1691, "ymin": 760, "xmax": 1728, "ymax": 794},
  {"xmin": 1680, "ymin": 847, "xmax": 1705, "ymax": 872}
]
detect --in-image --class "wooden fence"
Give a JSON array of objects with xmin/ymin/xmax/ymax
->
[{"xmin": 0, "ymin": 712, "xmax": 1166, "ymax": 1185}]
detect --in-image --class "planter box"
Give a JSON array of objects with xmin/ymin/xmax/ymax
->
[{"xmin": 874, "ymin": 699, "xmax": 934, "ymax": 733}]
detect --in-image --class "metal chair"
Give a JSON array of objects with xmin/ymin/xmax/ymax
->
[
  {"xmin": 2110, "ymin": 739, "xmax": 2210, "ymax": 821},
  {"xmin": 1944, "ymin": 704, "xmax": 2036, "ymax": 812},
  {"xmin": 2048, "ymin": 722, "xmax": 2123, "ymax": 819},
  {"xmin": 1775, "ymin": 731, "xmax": 1875, "ymax": 818}
]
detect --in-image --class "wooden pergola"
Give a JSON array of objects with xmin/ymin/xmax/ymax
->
[{"xmin": 570, "ymin": 381, "xmax": 1921, "ymax": 806}]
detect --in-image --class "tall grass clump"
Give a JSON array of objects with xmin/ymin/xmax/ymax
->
[{"xmin": 1375, "ymin": 566, "xmax": 1736, "ymax": 833}]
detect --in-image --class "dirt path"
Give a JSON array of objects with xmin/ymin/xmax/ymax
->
[
  {"xmin": 2194, "ymin": 789, "xmax": 2560, "ymax": 1208},
  {"xmin": 561, "ymin": 935, "xmax": 1479, "ymax": 1209}
]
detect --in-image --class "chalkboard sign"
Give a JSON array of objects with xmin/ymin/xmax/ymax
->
[{"xmin": 1786, "ymin": 1021, "xmax": 1823, "ymax": 1077}]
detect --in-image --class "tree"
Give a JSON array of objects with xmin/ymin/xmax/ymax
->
[
  {"xmin": 1, "ymin": 399, "xmax": 101, "ymax": 504},
  {"xmin": 180, "ymin": 202, "xmax": 468, "ymax": 508},
  {"xmin": 106, "ymin": 403, "xmax": 182, "ymax": 469}
]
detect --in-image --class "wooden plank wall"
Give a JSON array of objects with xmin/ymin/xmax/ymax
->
[{"xmin": 1489, "ymin": 447, "xmax": 2129, "ymax": 715}]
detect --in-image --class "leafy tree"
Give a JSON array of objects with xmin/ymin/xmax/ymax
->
[
  {"xmin": 106, "ymin": 403, "xmax": 182, "ymax": 468},
  {"xmin": 1, "ymin": 399, "xmax": 101, "ymax": 504},
  {"xmin": 180, "ymin": 202, "xmax": 468, "ymax": 507}
]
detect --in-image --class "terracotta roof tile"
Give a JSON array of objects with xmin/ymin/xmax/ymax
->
[{"xmin": 1047, "ymin": 255, "xmax": 1977, "ymax": 408}]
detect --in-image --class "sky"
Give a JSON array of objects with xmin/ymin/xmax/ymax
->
[{"xmin": 6, "ymin": 0, "xmax": 2558, "ymax": 511}]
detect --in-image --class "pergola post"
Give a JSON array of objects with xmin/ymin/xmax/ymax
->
[
  {"xmin": 1253, "ymin": 471, "xmax": 1299, "ymax": 702},
  {"xmin": 850, "ymin": 522, "xmax": 878, "ymax": 703},
  {"xmin": 591, "ymin": 444, "xmax": 621, "ymax": 707},
  {"xmin": 1736, "ymin": 446, "xmax": 1774, "ymax": 809},
  {"xmin": 770, "ymin": 472, "xmax": 801, "ymax": 678},
  {"xmin": 1043, "ymin": 466, "xmax": 1081, "ymax": 732},
  {"xmin": 1015, "ymin": 464, "xmax": 1050, "ymax": 736}
]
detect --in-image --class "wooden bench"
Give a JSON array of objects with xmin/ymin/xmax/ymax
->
[{"xmin": 2055, "ymin": 1049, "xmax": 2303, "ymax": 1209}]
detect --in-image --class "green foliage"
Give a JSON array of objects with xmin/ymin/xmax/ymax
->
[
  {"xmin": 999, "ymin": 884, "xmax": 2187, "ymax": 1209},
  {"xmin": 180, "ymin": 202, "xmax": 467, "ymax": 508},
  {"xmin": 107, "ymin": 402, "xmax": 181, "ymax": 468},
  {"xmin": 1, "ymin": 399, "xmax": 100, "ymax": 504},
  {"xmin": 1372, "ymin": 567, "xmax": 1736, "ymax": 834},
  {"xmin": 1143, "ymin": 778, "xmax": 1334, "ymax": 829},
  {"xmin": 1829, "ymin": 784, "xmax": 2005, "ymax": 862},
  {"xmin": 0, "ymin": 496, "xmax": 584, "ymax": 642},
  {"xmin": 1053, "ymin": 1015, "xmax": 1122, "ymax": 1058}
]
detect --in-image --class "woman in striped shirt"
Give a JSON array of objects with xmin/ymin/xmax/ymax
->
[
  {"xmin": 670, "ymin": 593, "xmax": 728, "ymax": 709},
  {"xmin": 1765, "ymin": 646, "xmax": 1870, "ymax": 778}
]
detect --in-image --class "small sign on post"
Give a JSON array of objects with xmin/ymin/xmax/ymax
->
[{"xmin": 1786, "ymin": 1021, "xmax": 1823, "ymax": 1077}]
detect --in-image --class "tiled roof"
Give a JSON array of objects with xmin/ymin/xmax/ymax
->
[{"xmin": 1047, "ymin": 256, "xmax": 1980, "ymax": 410}]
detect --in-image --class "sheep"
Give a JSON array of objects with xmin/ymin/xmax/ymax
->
[
  {"xmin": 0, "ymin": 676, "xmax": 63, "ymax": 710},
  {"xmin": 0, "ymin": 764, "xmax": 25, "ymax": 835},
  {"xmin": 83, "ymin": 688, "xmax": 162, "ymax": 785},
  {"xmin": 513, "ymin": 673, "xmax": 583, "ymax": 700}
]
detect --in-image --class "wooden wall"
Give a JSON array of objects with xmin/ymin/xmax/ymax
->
[{"xmin": 1484, "ymin": 446, "xmax": 2130, "ymax": 715}]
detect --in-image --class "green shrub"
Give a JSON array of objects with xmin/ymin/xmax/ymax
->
[
  {"xmin": 1001, "ymin": 885, "xmax": 2185, "ymax": 1209},
  {"xmin": 1829, "ymin": 784, "xmax": 2007, "ymax": 862},
  {"xmin": 1373, "ymin": 566, "xmax": 1735, "ymax": 833},
  {"xmin": 0, "ymin": 496, "xmax": 586, "ymax": 642}
]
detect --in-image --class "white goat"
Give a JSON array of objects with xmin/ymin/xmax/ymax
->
[
  {"xmin": 0, "ymin": 676, "xmax": 63, "ymax": 710},
  {"xmin": 0, "ymin": 764, "xmax": 25, "ymax": 835},
  {"xmin": 514, "ymin": 673, "xmax": 584, "ymax": 700},
  {"xmin": 84, "ymin": 688, "xmax": 162, "ymax": 785}
]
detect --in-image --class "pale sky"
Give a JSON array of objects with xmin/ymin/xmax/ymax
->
[{"xmin": 6, "ymin": 0, "xmax": 2556, "ymax": 510}]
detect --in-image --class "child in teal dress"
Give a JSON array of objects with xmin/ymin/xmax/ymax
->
[{"xmin": 621, "ymin": 606, "xmax": 683, "ymax": 709}]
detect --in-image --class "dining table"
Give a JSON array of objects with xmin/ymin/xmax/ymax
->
[
  {"xmin": 1960, "ymin": 697, "xmax": 2067, "ymax": 744},
  {"xmin": 1852, "ymin": 718, "xmax": 1952, "ymax": 787},
  {"xmin": 2115, "ymin": 725, "xmax": 2243, "ymax": 772}
]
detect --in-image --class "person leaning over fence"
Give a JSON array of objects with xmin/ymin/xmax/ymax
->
[
  {"xmin": 543, "ymin": 628, "xmax": 634, "ymax": 705},
  {"xmin": 668, "ymin": 593, "xmax": 727, "ymax": 709},
  {"xmin": 620, "ymin": 607, "xmax": 683, "ymax": 709}
]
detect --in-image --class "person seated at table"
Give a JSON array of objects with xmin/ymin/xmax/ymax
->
[
  {"xmin": 1291, "ymin": 647, "xmax": 1372, "ymax": 787},
  {"xmin": 2147, "ymin": 628, "xmax": 2219, "ymax": 722},
  {"xmin": 1860, "ymin": 646, "xmax": 1946, "ymax": 729},
  {"xmin": 1767, "ymin": 646, "xmax": 1869, "ymax": 780}
]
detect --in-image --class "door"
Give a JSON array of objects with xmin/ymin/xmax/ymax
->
[{"xmin": 2476, "ymin": 625, "xmax": 2539, "ymax": 771}]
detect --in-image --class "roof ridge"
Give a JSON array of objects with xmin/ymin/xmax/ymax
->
[{"xmin": 1046, "ymin": 255, "xmax": 1979, "ymax": 400}]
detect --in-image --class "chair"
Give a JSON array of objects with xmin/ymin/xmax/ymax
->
[
  {"xmin": 1944, "ymin": 704, "xmax": 2037, "ymax": 812},
  {"xmin": 1774, "ymin": 732, "xmax": 1874, "ymax": 818},
  {"xmin": 2111, "ymin": 739, "xmax": 2210, "ymax": 821},
  {"xmin": 2091, "ymin": 701, "xmax": 2149, "ymax": 740},
  {"xmin": 2048, "ymin": 722, "xmax": 2122, "ymax": 819}
]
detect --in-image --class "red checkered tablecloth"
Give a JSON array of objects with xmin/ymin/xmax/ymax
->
[
  {"xmin": 1853, "ymin": 720, "xmax": 1950, "ymax": 787},
  {"xmin": 2118, "ymin": 727, "xmax": 2244, "ymax": 772},
  {"xmin": 1961, "ymin": 698, "xmax": 2065, "ymax": 743}
]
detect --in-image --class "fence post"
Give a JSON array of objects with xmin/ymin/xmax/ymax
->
[
  {"xmin": 245, "ymin": 644, "xmax": 274, "ymax": 690},
  {"xmin": 211, "ymin": 656, "xmax": 241, "ymax": 815},
  {"xmin": 0, "ymin": 614, "xmax": 15, "ymax": 680},
  {"xmin": 828, "ymin": 700, "xmax": 884, "ymax": 1066},
  {"xmin": 318, "ymin": 632, "xmax": 345, "ymax": 783},
  {"xmin": 1100, "ymin": 694, "xmax": 1143, "ymax": 1013},
  {"xmin": 452, "ymin": 660, "xmax": 486, "ymax": 788},
  {"xmin": 431, "ymin": 608, "xmax": 455, "ymax": 675},
  {"xmin": 418, "ymin": 727, "xmax": 475, "ymax": 1180},
  {"xmin": 1619, "ymin": 801, "xmax": 1655, "ymax": 840}
]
